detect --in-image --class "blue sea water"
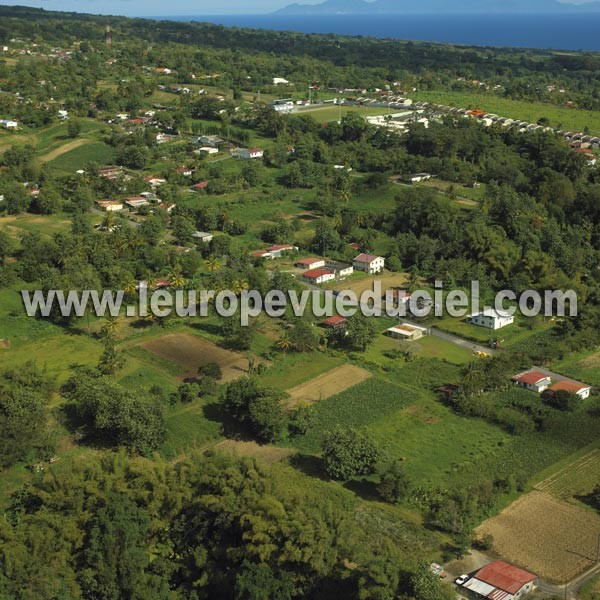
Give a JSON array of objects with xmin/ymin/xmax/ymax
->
[{"xmin": 157, "ymin": 13, "xmax": 600, "ymax": 51}]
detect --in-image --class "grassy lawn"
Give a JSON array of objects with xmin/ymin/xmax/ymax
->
[
  {"xmin": 412, "ymin": 90, "xmax": 600, "ymax": 135},
  {"xmin": 0, "ymin": 213, "xmax": 72, "ymax": 242},
  {"xmin": 434, "ymin": 314, "xmax": 554, "ymax": 347}
]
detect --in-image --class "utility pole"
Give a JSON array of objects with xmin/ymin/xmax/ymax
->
[{"xmin": 105, "ymin": 21, "xmax": 112, "ymax": 47}]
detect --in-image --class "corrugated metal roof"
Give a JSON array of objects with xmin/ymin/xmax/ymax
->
[{"xmin": 463, "ymin": 578, "xmax": 496, "ymax": 596}]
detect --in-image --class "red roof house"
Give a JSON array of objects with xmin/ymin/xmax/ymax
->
[
  {"xmin": 470, "ymin": 561, "xmax": 537, "ymax": 595},
  {"xmin": 322, "ymin": 315, "xmax": 347, "ymax": 329},
  {"xmin": 511, "ymin": 371, "xmax": 552, "ymax": 393},
  {"xmin": 302, "ymin": 268, "xmax": 335, "ymax": 285},
  {"xmin": 549, "ymin": 379, "xmax": 592, "ymax": 399}
]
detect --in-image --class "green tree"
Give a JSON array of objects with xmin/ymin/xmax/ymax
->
[
  {"xmin": 67, "ymin": 119, "xmax": 82, "ymax": 138},
  {"xmin": 377, "ymin": 460, "xmax": 410, "ymax": 504},
  {"xmin": 346, "ymin": 313, "xmax": 377, "ymax": 351},
  {"xmin": 321, "ymin": 426, "xmax": 380, "ymax": 480}
]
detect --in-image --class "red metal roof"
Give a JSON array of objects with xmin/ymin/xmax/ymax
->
[
  {"xmin": 322, "ymin": 315, "xmax": 347, "ymax": 327},
  {"xmin": 551, "ymin": 380, "xmax": 589, "ymax": 393},
  {"xmin": 475, "ymin": 561, "xmax": 536, "ymax": 594},
  {"xmin": 512, "ymin": 371, "xmax": 548, "ymax": 385},
  {"xmin": 303, "ymin": 268, "xmax": 334, "ymax": 279}
]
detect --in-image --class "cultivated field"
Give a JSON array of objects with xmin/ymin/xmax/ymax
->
[
  {"xmin": 477, "ymin": 491, "xmax": 600, "ymax": 583},
  {"xmin": 535, "ymin": 449, "xmax": 600, "ymax": 499},
  {"xmin": 141, "ymin": 333, "xmax": 251, "ymax": 383},
  {"xmin": 286, "ymin": 364, "xmax": 372, "ymax": 407}
]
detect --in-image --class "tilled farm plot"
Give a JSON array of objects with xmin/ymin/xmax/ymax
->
[
  {"xmin": 142, "ymin": 333, "xmax": 251, "ymax": 383},
  {"xmin": 286, "ymin": 364, "xmax": 372, "ymax": 407},
  {"xmin": 477, "ymin": 491, "xmax": 600, "ymax": 583}
]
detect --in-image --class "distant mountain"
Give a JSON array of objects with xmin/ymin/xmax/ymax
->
[{"xmin": 275, "ymin": 0, "xmax": 600, "ymax": 14}]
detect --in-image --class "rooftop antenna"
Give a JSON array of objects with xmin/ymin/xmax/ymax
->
[{"xmin": 105, "ymin": 21, "xmax": 112, "ymax": 47}]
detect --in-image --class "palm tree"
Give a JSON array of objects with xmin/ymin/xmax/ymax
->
[
  {"xmin": 102, "ymin": 211, "xmax": 115, "ymax": 231},
  {"xmin": 206, "ymin": 256, "xmax": 222, "ymax": 274},
  {"xmin": 122, "ymin": 278, "xmax": 138, "ymax": 300},
  {"xmin": 233, "ymin": 279, "xmax": 249, "ymax": 295},
  {"xmin": 169, "ymin": 266, "xmax": 186, "ymax": 289},
  {"xmin": 461, "ymin": 361, "xmax": 484, "ymax": 397},
  {"xmin": 276, "ymin": 333, "xmax": 293, "ymax": 356}
]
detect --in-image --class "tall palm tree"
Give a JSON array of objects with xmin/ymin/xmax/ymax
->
[
  {"xmin": 122, "ymin": 278, "xmax": 138, "ymax": 300},
  {"xmin": 169, "ymin": 266, "xmax": 186, "ymax": 289},
  {"xmin": 206, "ymin": 256, "xmax": 222, "ymax": 274},
  {"xmin": 233, "ymin": 279, "xmax": 249, "ymax": 295},
  {"xmin": 276, "ymin": 333, "xmax": 293, "ymax": 356}
]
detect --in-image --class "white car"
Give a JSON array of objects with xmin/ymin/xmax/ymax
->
[{"xmin": 455, "ymin": 574, "xmax": 470, "ymax": 586}]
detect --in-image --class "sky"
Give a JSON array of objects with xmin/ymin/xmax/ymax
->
[{"xmin": 0, "ymin": 0, "xmax": 590, "ymax": 16}]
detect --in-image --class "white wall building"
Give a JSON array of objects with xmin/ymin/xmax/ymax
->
[{"xmin": 467, "ymin": 308, "xmax": 514, "ymax": 330}]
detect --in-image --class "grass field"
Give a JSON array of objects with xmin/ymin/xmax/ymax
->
[
  {"xmin": 298, "ymin": 105, "xmax": 398, "ymax": 124},
  {"xmin": 477, "ymin": 491, "xmax": 600, "ymax": 583},
  {"xmin": 48, "ymin": 140, "xmax": 115, "ymax": 172},
  {"xmin": 551, "ymin": 347, "xmax": 600, "ymax": 386},
  {"xmin": 412, "ymin": 90, "xmax": 600, "ymax": 135}
]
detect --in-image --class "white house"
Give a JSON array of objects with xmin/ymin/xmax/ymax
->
[
  {"xmin": 325, "ymin": 261, "xmax": 354, "ymax": 278},
  {"xmin": 196, "ymin": 146, "xmax": 219, "ymax": 155},
  {"xmin": 95, "ymin": 200, "xmax": 123, "ymax": 212},
  {"xmin": 0, "ymin": 119, "xmax": 18, "ymax": 129},
  {"xmin": 273, "ymin": 77, "xmax": 290, "ymax": 85},
  {"xmin": 57, "ymin": 110, "xmax": 69, "ymax": 120},
  {"xmin": 239, "ymin": 148, "xmax": 264, "ymax": 159},
  {"xmin": 353, "ymin": 253, "xmax": 385, "ymax": 274},
  {"xmin": 512, "ymin": 371, "xmax": 552, "ymax": 393},
  {"xmin": 125, "ymin": 197, "xmax": 150, "ymax": 209},
  {"xmin": 296, "ymin": 258, "xmax": 326, "ymax": 270},
  {"xmin": 303, "ymin": 268, "xmax": 336, "ymax": 285},
  {"xmin": 404, "ymin": 173, "xmax": 432, "ymax": 184},
  {"xmin": 192, "ymin": 231, "xmax": 214, "ymax": 243},
  {"xmin": 549, "ymin": 380, "xmax": 592, "ymax": 400},
  {"xmin": 387, "ymin": 323, "xmax": 428, "ymax": 342},
  {"xmin": 267, "ymin": 244, "xmax": 298, "ymax": 258},
  {"xmin": 467, "ymin": 308, "xmax": 514, "ymax": 330}
]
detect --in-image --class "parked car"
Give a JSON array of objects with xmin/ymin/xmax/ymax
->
[{"xmin": 455, "ymin": 574, "xmax": 470, "ymax": 586}]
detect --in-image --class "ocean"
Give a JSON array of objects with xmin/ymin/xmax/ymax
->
[{"xmin": 157, "ymin": 13, "xmax": 600, "ymax": 51}]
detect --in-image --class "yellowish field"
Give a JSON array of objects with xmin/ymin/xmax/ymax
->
[
  {"xmin": 286, "ymin": 364, "xmax": 371, "ymax": 407},
  {"xmin": 141, "ymin": 333, "xmax": 251, "ymax": 383},
  {"xmin": 216, "ymin": 440, "xmax": 296, "ymax": 464},
  {"xmin": 477, "ymin": 491, "xmax": 600, "ymax": 583},
  {"xmin": 332, "ymin": 273, "xmax": 411, "ymax": 294},
  {"xmin": 39, "ymin": 138, "xmax": 89, "ymax": 162},
  {"xmin": 535, "ymin": 449, "xmax": 600, "ymax": 499}
]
